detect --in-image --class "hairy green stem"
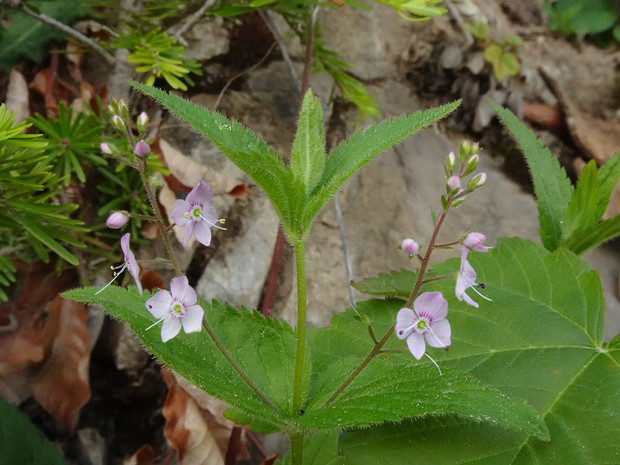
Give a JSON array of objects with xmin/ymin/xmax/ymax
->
[
  {"xmin": 137, "ymin": 160, "xmax": 182, "ymax": 276},
  {"xmin": 292, "ymin": 240, "xmax": 307, "ymax": 415},
  {"xmin": 289, "ymin": 431, "xmax": 305, "ymax": 465},
  {"xmin": 322, "ymin": 199, "xmax": 454, "ymax": 407}
]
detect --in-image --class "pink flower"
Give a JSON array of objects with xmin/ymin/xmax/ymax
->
[
  {"xmin": 100, "ymin": 142, "xmax": 113, "ymax": 155},
  {"xmin": 395, "ymin": 292, "xmax": 451, "ymax": 360},
  {"xmin": 401, "ymin": 238, "xmax": 419, "ymax": 257},
  {"xmin": 106, "ymin": 211, "xmax": 129, "ymax": 229},
  {"xmin": 134, "ymin": 140, "xmax": 150, "ymax": 157},
  {"xmin": 463, "ymin": 232, "xmax": 488, "ymax": 253},
  {"xmin": 145, "ymin": 276, "xmax": 204, "ymax": 342},
  {"xmin": 456, "ymin": 234, "xmax": 490, "ymax": 308},
  {"xmin": 96, "ymin": 233, "xmax": 142, "ymax": 295},
  {"xmin": 172, "ymin": 181, "xmax": 220, "ymax": 247}
]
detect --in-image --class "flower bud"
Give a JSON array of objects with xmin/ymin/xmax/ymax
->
[
  {"xmin": 401, "ymin": 238, "xmax": 419, "ymax": 257},
  {"xmin": 468, "ymin": 172, "xmax": 486, "ymax": 190},
  {"xmin": 134, "ymin": 140, "xmax": 150, "ymax": 157},
  {"xmin": 137, "ymin": 112, "xmax": 148, "ymax": 132},
  {"xmin": 446, "ymin": 175, "xmax": 461, "ymax": 195},
  {"xmin": 459, "ymin": 140, "xmax": 472, "ymax": 161},
  {"xmin": 106, "ymin": 211, "xmax": 129, "ymax": 229},
  {"xmin": 465, "ymin": 154, "xmax": 479, "ymax": 174},
  {"xmin": 100, "ymin": 142, "xmax": 113, "ymax": 155},
  {"xmin": 111, "ymin": 115, "xmax": 124, "ymax": 131},
  {"xmin": 446, "ymin": 151, "xmax": 457, "ymax": 174},
  {"xmin": 463, "ymin": 232, "xmax": 488, "ymax": 252}
]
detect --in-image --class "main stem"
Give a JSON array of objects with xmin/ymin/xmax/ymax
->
[
  {"xmin": 323, "ymin": 202, "xmax": 453, "ymax": 408},
  {"xmin": 292, "ymin": 240, "xmax": 307, "ymax": 414}
]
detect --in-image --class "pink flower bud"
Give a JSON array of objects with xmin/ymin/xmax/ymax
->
[
  {"xmin": 465, "ymin": 154, "xmax": 480, "ymax": 173},
  {"xmin": 134, "ymin": 140, "xmax": 150, "ymax": 157},
  {"xmin": 106, "ymin": 211, "xmax": 129, "ymax": 229},
  {"xmin": 447, "ymin": 175, "xmax": 460, "ymax": 193},
  {"xmin": 100, "ymin": 142, "xmax": 113, "ymax": 155},
  {"xmin": 401, "ymin": 238, "xmax": 419, "ymax": 257},
  {"xmin": 463, "ymin": 232, "xmax": 488, "ymax": 252},
  {"xmin": 468, "ymin": 172, "xmax": 486, "ymax": 189},
  {"xmin": 446, "ymin": 151, "xmax": 456, "ymax": 173}
]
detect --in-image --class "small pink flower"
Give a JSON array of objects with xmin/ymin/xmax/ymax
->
[
  {"xmin": 447, "ymin": 175, "xmax": 460, "ymax": 193},
  {"xmin": 145, "ymin": 276, "xmax": 204, "ymax": 342},
  {"xmin": 463, "ymin": 232, "xmax": 488, "ymax": 253},
  {"xmin": 106, "ymin": 211, "xmax": 129, "ymax": 229},
  {"xmin": 172, "ymin": 181, "xmax": 220, "ymax": 247},
  {"xmin": 395, "ymin": 291, "xmax": 451, "ymax": 360},
  {"xmin": 401, "ymin": 238, "xmax": 419, "ymax": 257},
  {"xmin": 134, "ymin": 140, "xmax": 150, "ymax": 157},
  {"xmin": 96, "ymin": 233, "xmax": 142, "ymax": 295},
  {"xmin": 468, "ymin": 172, "xmax": 486, "ymax": 189}
]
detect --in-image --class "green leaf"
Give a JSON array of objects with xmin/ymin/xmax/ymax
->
[
  {"xmin": 561, "ymin": 213, "xmax": 620, "ymax": 255},
  {"xmin": 560, "ymin": 160, "xmax": 599, "ymax": 242},
  {"xmin": 490, "ymin": 102, "xmax": 573, "ymax": 251},
  {"xmin": 291, "ymin": 90, "xmax": 326, "ymax": 195},
  {"xmin": 339, "ymin": 237, "xmax": 620, "ymax": 463},
  {"xmin": 303, "ymin": 101, "xmax": 460, "ymax": 233},
  {"xmin": 594, "ymin": 149, "xmax": 620, "ymax": 219},
  {"xmin": 351, "ymin": 268, "xmax": 417, "ymax": 298},
  {"xmin": 62, "ymin": 286, "xmax": 299, "ymax": 433},
  {"xmin": 0, "ymin": 397, "xmax": 68, "ymax": 465},
  {"xmin": 18, "ymin": 216, "xmax": 79, "ymax": 265}
]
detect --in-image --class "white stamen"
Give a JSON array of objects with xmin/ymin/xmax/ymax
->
[
  {"xmin": 471, "ymin": 285, "xmax": 492, "ymax": 301},
  {"xmin": 425, "ymin": 353, "xmax": 442, "ymax": 375},
  {"xmin": 146, "ymin": 312, "xmax": 173, "ymax": 331},
  {"xmin": 95, "ymin": 263, "xmax": 126, "ymax": 295}
]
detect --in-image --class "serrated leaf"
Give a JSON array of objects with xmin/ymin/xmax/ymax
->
[
  {"xmin": 594, "ymin": 149, "xmax": 620, "ymax": 219},
  {"xmin": 291, "ymin": 90, "xmax": 325, "ymax": 195},
  {"xmin": 561, "ymin": 213, "xmax": 620, "ymax": 255},
  {"xmin": 305, "ymin": 299, "xmax": 546, "ymax": 439},
  {"xmin": 62, "ymin": 286, "xmax": 300, "ymax": 433},
  {"xmin": 491, "ymin": 102, "xmax": 573, "ymax": 251},
  {"xmin": 303, "ymin": 101, "xmax": 460, "ymax": 234},
  {"xmin": 560, "ymin": 160, "xmax": 599, "ymax": 242},
  {"xmin": 338, "ymin": 237, "xmax": 620, "ymax": 463}
]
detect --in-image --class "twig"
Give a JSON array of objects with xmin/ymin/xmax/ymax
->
[
  {"xmin": 259, "ymin": 9, "xmax": 301, "ymax": 94},
  {"xmin": 17, "ymin": 2, "xmax": 117, "ymax": 64},
  {"xmin": 171, "ymin": 0, "xmax": 217, "ymax": 46},
  {"xmin": 443, "ymin": 0, "xmax": 474, "ymax": 45},
  {"xmin": 213, "ymin": 41, "xmax": 277, "ymax": 111}
]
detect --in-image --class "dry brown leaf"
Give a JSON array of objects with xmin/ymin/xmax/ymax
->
[
  {"xmin": 523, "ymin": 102, "xmax": 564, "ymax": 130},
  {"xmin": 0, "ymin": 264, "xmax": 90, "ymax": 429},
  {"xmin": 65, "ymin": 41, "xmax": 84, "ymax": 83},
  {"xmin": 30, "ymin": 296, "xmax": 91, "ymax": 430},
  {"xmin": 6, "ymin": 69, "xmax": 30, "ymax": 123},
  {"xmin": 122, "ymin": 444, "xmax": 156, "ymax": 465},
  {"xmin": 162, "ymin": 368, "xmax": 234, "ymax": 465},
  {"xmin": 158, "ymin": 137, "xmax": 246, "ymax": 196}
]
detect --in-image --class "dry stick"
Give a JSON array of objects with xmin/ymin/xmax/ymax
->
[
  {"xmin": 171, "ymin": 0, "xmax": 217, "ymax": 46},
  {"xmin": 17, "ymin": 2, "xmax": 116, "ymax": 64}
]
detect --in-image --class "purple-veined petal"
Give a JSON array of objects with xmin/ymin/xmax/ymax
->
[
  {"xmin": 191, "ymin": 220, "xmax": 213, "ymax": 247},
  {"xmin": 181, "ymin": 304, "xmax": 204, "ymax": 333},
  {"xmin": 161, "ymin": 317, "xmax": 182, "ymax": 342},
  {"xmin": 426, "ymin": 319, "xmax": 451, "ymax": 348},
  {"xmin": 406, "ymin": 333, "xmax": 426, "ymax": 360},
  {"xmin": 395, "ymin": 308, "xmax": 416, "ymax": 340},
  {"xmin": 170, "ymin": 276, "xmax": 196, "ymax": 306},
  {"xmin": 414, "ymin": 291, "xmax": 447, "ymax": 321},
  {"xmin": 146, "ymin": 290, "xmax": 173, "ymax": 318},
  {"xmin": 187, "ymin": 180, "xmax": 213, "ymax": 205},
  {"xmin": 172, "ymin": 199, "xmax": 191, "ymax": 226},
  {"xmin": 456, "ymin": 259, "xmax": 479, "ymax": 307}
]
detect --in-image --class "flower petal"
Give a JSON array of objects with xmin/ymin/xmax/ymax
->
[
  {"xmin": 192, "ymin": 220, "xmax": 213, "ymax": 247},
  {"xmin": 161, "ymin": 317, "xmax": 182, "ymax": 342},
  {"xmin": 187, "ymin": 180, "xmax": 213, "ymax": 205},
  {"xmin": 426, "ymin": 319, "xmax": 451, "ymax": 348},
  {"xmin": 146, "ymin": 290, "xmax": 173, "ymax": 318},
  {"xmin": 414, "ymin": 291, "xmax": 447, "ymax": 321},
  {"xmin": 172, "ymin": 199, "xmax": 191, "ymax": 226},
  {"xmin": 201, "ymin": 202, "xmax": 218, "ymax": 226},
  {"xmin": 170, "ymin": 276, "xmax": 196, "ymax": 306},
  {"xmin": 406, "ymin": 333, "xmax": 426, "ymax": 360},
  {"xmin": 181, "ymin": 305, "xmax": 204, "ymax": 333},
  {"xmin": 120, "ymin": 233, "xmax": 142, "ymax": 295},
  {"xmin": 395, "ymin": 308, "xmax": 416, "ymax": 340}
]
